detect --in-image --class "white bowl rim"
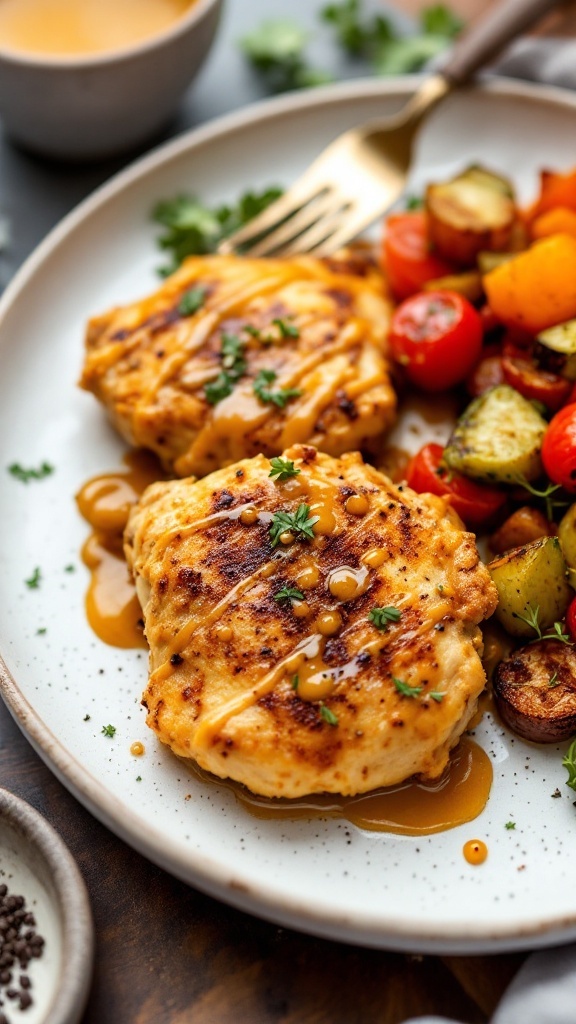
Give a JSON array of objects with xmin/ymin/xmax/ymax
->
[
  {"xmin": 0, "ymin": 0, "xmax": 222, "ymax": 70},
  {"xmin": 0, "ymin": 786, "xmax": 94, "ymax": 1024}
]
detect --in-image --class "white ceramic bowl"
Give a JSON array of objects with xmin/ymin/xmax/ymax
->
[
  {"xmin": 0, "ymin": 0, "xmax": 223, "ymax": 161},
  {"xmin": 0, "ymin": 787, "xmax": 94, "ymax": 1024}
]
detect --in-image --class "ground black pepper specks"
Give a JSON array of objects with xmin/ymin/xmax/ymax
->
[{"xmin": 0, "ymin": 883, "xmax": 44, "ymax": 1019}]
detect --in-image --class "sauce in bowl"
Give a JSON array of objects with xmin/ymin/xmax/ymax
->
[{"xmin": 0, "ymin": 0, "xmax": 196, "ymax": 58}]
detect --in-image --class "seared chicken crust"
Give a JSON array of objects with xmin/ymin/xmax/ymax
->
[
  {"xmin": 80, "ymin": 253, "xmax": 395, "ymax": 478},
  {"xmin": 125, "ymin": 444, "xmax": 498, "ymax": 798}
]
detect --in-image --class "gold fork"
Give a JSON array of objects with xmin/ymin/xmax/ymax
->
[{"xmin": 219, "ymin": 0, "xmax": 562, "ymax": 259}]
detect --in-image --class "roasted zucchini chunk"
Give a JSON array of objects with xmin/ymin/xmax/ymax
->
[
  {"xmin": 493, "ymin": 639, "xmax": 576, "ymax": 742},
  {"xmin": 426, "ymin": 165, "xmax": 516, "ymax": 266},
  {"xmin": 422, "ymin": 271, "xmax": 483, "ymax": 303},
  {"xmin": 443, "ymin": 385, "xmax": 547, "ymax": 484},
  {"xmin": 488, "ymin": 536, "xmax": 572, "ymax": 638},
  {"xmin": 538, "ymin": 318, "xmax": 576, "ymax": 380}
]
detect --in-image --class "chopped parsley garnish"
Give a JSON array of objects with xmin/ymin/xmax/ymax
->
[
  {"xmin": 25, "ymin": 567, "xmax": 41, "ymax": 590},
  {"xmin": 253, "ymin": 368, "xmax": 302, "ymax": 408},
  {"xmin": 240, "ymin": 20, "xmax": 333, "ymax": 93},
  {"xmin": 514, "ymin": 605, "xmax": 573, "ymax": 646},
  {"xmin": 178, "ymin": 286, "xmax": 206, "ymax": 317},
  {"xmin": 405, "ymin": 195, "xmax": 424, "ymax": 210},
  {"xmin": 152, "ymin": 187, "xmax": 284, "ymax": 274},
  {"xmin": 83, "ymin": 714, "xmax": 91, "ymax": 721},
  {"xmin": 101, "ymin": 724, "xmax": 116, "ymax": 738},
  {"xmin": 8, "ymin": 461, "xmax": 54, "ymax": 483},
  {"xmin": 505, "ymin": 821, "xmax": 516, "ymax": 830},
  {"xmin": 563, "ymin": 738, "xmax": 576, "ymax": 791},
  {"xmin": 64, "ymin": 564, "xmax": 75, "ymax": 573},
  {"xmin": 205, "ymin": 372, "xmax": 234, "ymax": 405},
  {"xmin": 392, "ymin": 676, "xmax": 423, "ymax": 699},
  {"xmin": 291, "ymin": 674, "xmax": 300, "ymax": 691},
  {"xmin": 204, "ymin": 333, "xmax": 247, "ymax": 405},
  {"xmin": 136, "ymin": 775, "xmax": 142, "ymax": 782},
  {"xmin": 548, "ymin": 671, "xmax": 560, "ymax": 689},
  {"xmin": 273, "ymin": 318, "xmax": 299, "ymax": 338},
  {"xmin": 320, "ymin": 703, "xmax": 339, "ymax": 726},
  {"xmin": 269, "ymin": 457, "xmax": 301, "ymax": 482},
  {"xmin": 429, "ymin": 691, "xmax": 445, "ymax": 703},
  {"xmin": 275, "ymin": 586, "xmax": 305, "ymax": 603},
  {"xmin": 269, "ymin": 503, "xmax": 320, "ymax": 547},
  {"xmin": 36, "ymin": 627, "xmax": 47, "ymax": 635},
  {"xmin": 368, "ymin": 606, "xmax": 401, "ymax": 631}
]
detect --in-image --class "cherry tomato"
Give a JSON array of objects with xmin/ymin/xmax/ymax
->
[
  {"xmin": 542, "ymin": 404, "xmax": 576, "ymax": 491},
  {"xmin": 501, "ymin": 353, "xmax": 572, "ymax": 411},
  {"xmin": 567, "ymin": 595, "xmax": 576, "ymax": 643},
  {"xmin": 381, "ymin": 211, "xmax": 453, "ymax": 301},
  {"xmin": 389, "ymin": 290, "xmax": 484, "ymax": 392},
  {"xmin": 406, "ymin": 443, "xmax": 507, "ymax": 529}
]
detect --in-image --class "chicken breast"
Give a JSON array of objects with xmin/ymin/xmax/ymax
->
[
  {"xmin": 80, "ymin": 253, "xmax": 395, "ymax": 478},
  {"xmin": 125, "ymin": 444, "xmax": 498, "ymax": 798}
]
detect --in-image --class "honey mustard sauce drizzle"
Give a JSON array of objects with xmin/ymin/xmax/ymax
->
[
  {"xmin": 76, "ymin": 450, "xmax": 163, "ymax": 648},
  {"xmin": 187, "ymin": 735, "xmax": 493, "ymax": 837}
]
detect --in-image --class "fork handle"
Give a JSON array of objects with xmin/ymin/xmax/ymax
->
[{"xmin": 442, "ymin": 0, "xmax": 564, "ymax": 85}]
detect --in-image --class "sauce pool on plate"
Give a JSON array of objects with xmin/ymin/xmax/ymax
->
[{"xmin": 0, "ymin": 0, "xmax": 195, "ymax": 58}]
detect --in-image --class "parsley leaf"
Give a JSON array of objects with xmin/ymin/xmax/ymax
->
[
  {"xmin": 25, "ymin": 567, "xmax": 41, "ymax": 589},
  {"xmin": 269, "ymin": 503, "xmax": 320, "ymax": 547},
  {"xmin": 563, "ymin": 737, "xmax": 576, "ymax": 791},
  {"xmin": 269, "ymin": 457, "xmax": 301, "ymax": 482},
  {"xmin": 240, "ymin": 20, "xmax": 332, "ymax": 93},
  {"xmin": 505, "ymin": 821, "xmax": 516, "ymax": 830},
  {"xmin": 429, "ymin": 691, "xmax": 445, "ymax": 703},
  {"xmin": 392, "ymin": 675, "xmax": 423, "ymax": 698},
  {"xmin": 253, "ymin": 368, "xmax": 302, "ymax": 408},
  {"xmin": 101, "ymin": 724, "xmax": 116, "ymax": 738},
  {"xmin": 8, "ymin": 462, "xmax": 54, "ymax": 483},
  {"xmin": 421, "ymin": 4, "xmax": 463, "ymax": 38},
  {"xmin": 178, "ymin": 286, "xmax": 207, "ymax": 317},
  {"xmin": 272, "ymin": 318, "xmax": 300, "ymax": 339},
  {"xmin": 204, "ymin": 372, "xmax": 234, "ymax": 406},
  {"xmin": 291, "ymin": 674, "xmax": 300, "ymax": 691},
  {"xmin": 152, "ymin": 187, "xmax": 283, "ymax": 274},
  {"xmin": 275, "ymin": 586, "xmax": 305, "ymax": 603},
  {"xmin": 321, "ymin": 0, "xmax": 393, "ymax": 57},
  {"xmin": 320, "ymin": 703, "xmax": 339, "ymax": 726},
  {"xmin": 368, "ymin": 606, "xmax": 401, "ymax": 631}
]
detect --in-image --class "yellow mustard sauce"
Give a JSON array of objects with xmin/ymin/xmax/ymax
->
[
  {"xmin": 0, "ymin": 0, "xmax": 195, "ymax": 58},
  {"xmin": 76, "ymin": 450, "xmax": 164, "ymax": 648}
]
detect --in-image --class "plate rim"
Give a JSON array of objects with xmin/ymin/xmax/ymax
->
[{"xmin": 3, "ymin": 74, "xmax": 576, "ymax": 953}]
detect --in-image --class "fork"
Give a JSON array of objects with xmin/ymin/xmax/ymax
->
[{"xmin": 219, "ymin": 0, "xmax": 562, "ymax": 259}]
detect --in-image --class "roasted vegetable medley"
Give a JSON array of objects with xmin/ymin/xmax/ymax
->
[{"xmin": 381, "ymin": 163, "xmax": 576, "ymax": 753}]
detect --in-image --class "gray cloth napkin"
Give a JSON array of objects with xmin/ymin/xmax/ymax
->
[{"xmin": 403, "ymin": 36, "xmax": 576, "ymax": 1024}]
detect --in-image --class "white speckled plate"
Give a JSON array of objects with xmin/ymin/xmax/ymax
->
[{"xmin": 2, "ymin": 78, "xmax": 576, "ymax": 954}]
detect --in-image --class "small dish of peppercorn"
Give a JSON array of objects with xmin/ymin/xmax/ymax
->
[{"xmin": 0, "ymin": 788, "xmax": 93, "ymax": 1024}]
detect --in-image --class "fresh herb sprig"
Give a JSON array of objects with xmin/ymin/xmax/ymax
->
[
  {"xmin": 153, "ymin": 187, "xmax": 283, "ymax": 275},
  {"xmin": 563, "ymin": 737, "xmax": 576, "ymax": 791},
  {"xmin": 368, "ymin": 606, "xmax": 401, "ymax": 631},
  {"xmin": 8, "ymin": 462, "xmax": 54, "ymax": 483},
  {"xmin": 269, "ymin": 457, "xmax": 301, "ymax": 482},
  {"xmin": 514, "ymin": 605, "xmax": 573, "ymax": 646},
  {"xmin": 101, "ymin": 724, "xmax": 116, "ymax": 738},
  {"xmin": 253, "ymin": 369, "xmax": 302, "ymax": 408},
  {"xmin": 178, "ymin": 286, "xmax": 206, "ymax": 317},
  {"xmin": 204, "ymin": 333, "xmax": 247, "ymax": 406},
  {"xmin": 269, "ymin": 504, "xmax": 319, "ymax": 547},
  {"xmin": 240, "ymin": 21, "xmax": 333, "ymax": 93},
  {"xmin": 513, "ymin": 474, "xmax": 569, "ymax": 522}
]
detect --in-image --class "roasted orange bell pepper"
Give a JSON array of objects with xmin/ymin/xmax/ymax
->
[{"xmin": 484, "ymin": 233, "xmax": 576, "ymax": 334}]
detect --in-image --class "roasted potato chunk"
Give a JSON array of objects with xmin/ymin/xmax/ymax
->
[
  {"xmin": 426, "ymin": 165, "xmax": 516, "ymax": 266},
  {"xmin": 488, "ymin": 536, "xmax": 573, "ymax": 638}
]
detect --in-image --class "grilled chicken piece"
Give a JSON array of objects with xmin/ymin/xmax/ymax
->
[
  {"xmin": 80, "ymin": 253, "xmax": 395, "ymax": 478},
  {"xmin": 125, "ymin": 444, "xmax": 498, "ymax": 798}
]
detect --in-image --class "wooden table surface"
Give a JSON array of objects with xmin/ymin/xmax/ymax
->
[{"xmin": 3, "ymin": 0, "xmax": 576, "ymax": 1020}]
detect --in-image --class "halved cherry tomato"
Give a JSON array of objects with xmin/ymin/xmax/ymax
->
[
  {"xmin": 388, "ymin": 290, "xmax": 484, "ymax": 392},
  {"xmin": 542, "ymin": 404, "xmax": 576, "ymax": 491},
  {"xmin": 406, "ymin": 443, "xmax": 507, "ymax": 529},
  {"xmin": 381, "ymin": 211, "xmax": 454, "ymax": 301},
  {"xmin": 501, "ymin": 352, "xmax": 572, "ymax": 411},
  {"xmin": 566, "ymin": 595, "xmax": 576, "ymax": 643}
]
